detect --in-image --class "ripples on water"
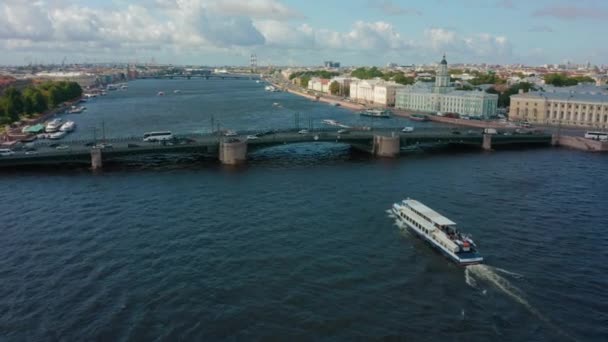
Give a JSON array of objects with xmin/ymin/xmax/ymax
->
[{"xmin": 1, "ymin": 80, "xmax": 607, "ymax": 341}]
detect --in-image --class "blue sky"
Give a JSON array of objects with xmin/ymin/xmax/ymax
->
[{"xmin": 0, "ymin": 0, "xmax": 607, "ymax": 66}]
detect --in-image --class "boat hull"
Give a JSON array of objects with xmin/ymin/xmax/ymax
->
[{"xmin": 392, "ymin": 207, "xmax": 483, "ymax": 266}]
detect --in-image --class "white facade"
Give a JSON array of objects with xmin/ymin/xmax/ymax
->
[
  {"xmin": 373, "ymin": 83, "xmax": 404, "ymax": 106},
  {"xmin": 349, "ymin": 79, "xmax": 402, "ymax": 106},
  {"xmin": 308, "ymin": 77, "xmax": 330, "ymax": 93},
  {"xmin": 395, "ymin": 55, "xmax": 498, "ymax": 118}
]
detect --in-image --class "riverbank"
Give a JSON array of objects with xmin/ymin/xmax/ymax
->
[
  {"xmin": 1, "ymin": 98, "xmax": 81, "ymax": 143},
  {"xmin": 268, "ymin": 81, "xmax": 366, "ymax": 111}
]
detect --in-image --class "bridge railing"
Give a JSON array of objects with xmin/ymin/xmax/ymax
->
[{"xmin": 27, "ymin": 127, "xmax": 489, "ymax": 149}]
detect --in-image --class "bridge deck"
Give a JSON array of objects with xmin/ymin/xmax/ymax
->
[{"xmin": 0, "ymin": 127, "xmax": 552, "ymax": 168}]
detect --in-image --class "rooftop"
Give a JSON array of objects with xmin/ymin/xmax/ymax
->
[
  {"xmin": 512, "ymin": 91, "xmax": 608, "ymax": 103},
  {"xmin": 405, "ymin": 199, "xmax": 456, "ymax": 226}
]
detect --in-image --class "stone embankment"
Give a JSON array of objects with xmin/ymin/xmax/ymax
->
[{"xmin": 555, "ymin": 135, "xmax": 608, "ymax": 152}]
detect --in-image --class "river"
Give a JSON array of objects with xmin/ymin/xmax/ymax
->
[{"xmin": 0, "ymin": 79, "xmax": 606, "ymax": 341}]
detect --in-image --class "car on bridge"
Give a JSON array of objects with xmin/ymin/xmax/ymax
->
[
  {"xmin": 337, "ymin": 129, "xmax": 350, "ymax": 134},
  {"xmin": 401, "ymin": 127, "xmax": 414, "ymax": 133},
  {"xmin": 94, "ymin": 143, "xmax": 113, "ymax": 149},
  {"xmin": 246, "ymin": 135, "xmax": 259, "ymax": 140},
  {"xmin": 0, "ymin": 149, "xmax": 15, "ymax": 156},
  {"xmin": 224, "ymin": 130, "xmax": 238, "ymax": 137},
  {"xmin": 298, "ymin": 129, "xmax": 309, "ymax": 134}
]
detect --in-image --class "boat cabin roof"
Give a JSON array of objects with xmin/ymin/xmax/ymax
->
[{"xmin": 404, "ymin": 199, "xmax": 456, "ymax": 226}]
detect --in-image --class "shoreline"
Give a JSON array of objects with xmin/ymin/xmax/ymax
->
[
  {"xmin": 2, "ymin": 98, "xmax": 81, "ymax": 143},
  {"xmin": 268, "ymin": 81, "xmax": 366, "ymax": 111}
]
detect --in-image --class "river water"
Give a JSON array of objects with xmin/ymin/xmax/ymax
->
[{"xmin": 1, "ymin": 79, "xmax": 606, "ymax": 341}]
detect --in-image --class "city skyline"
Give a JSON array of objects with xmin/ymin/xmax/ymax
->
[{"xmin": 1, "ymin": 0, "xmax": 607, "ymax": 66}]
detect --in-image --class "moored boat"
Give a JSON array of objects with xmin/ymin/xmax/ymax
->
[
  {"xmin": 59, "ymin": 121, "xmax": 76, "ymax": 132},
  {"xmin": 392, "ymin": 199, "xmax": 483, "ymax": 265},
  {"xmin": 410, "ymin": 114, "xmax": 429, "ymax": 122},
  {"xmin": 157, "ymin": 91, "xmax": 165, "ymax": 96},
  {"xmin": 48, "ymin": 131, "xmax": 67, "ymax": 140},
  {"xmin": 67, "ymin": 105, "xmax": 86, "ymax": 114},
  {"xmin": 359, "ymin": 109, "xmax": 391, "ymax": 118},
  {"xmin": 45, "ymin": 119, "xmax": 63, "ymax": 133}
]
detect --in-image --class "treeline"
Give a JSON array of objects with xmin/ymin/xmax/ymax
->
[
  {"xmin": 289, "ymin": 70, "xmax": 339, "ymax": 80},
  {"xmin": 544, "ymin": 73, "xmax": 594, "ymax": 87},
  {"xmin": 485, "ymin": 82, "xmax": 537, "ymax": 108},
  {"xmin": 289, "ymin": 70, "xmax": 340, "ymax": 88},
  {"xmin": 469, "ymin": 72, "xmax": 507, "ymax": 86},
  {"xmin": 350, "ymin": 67, "xmax": 415, "ymax": 85},
  {"xmin": 0, "ymin": 81, "xmax": 82, "ymax": 124}
]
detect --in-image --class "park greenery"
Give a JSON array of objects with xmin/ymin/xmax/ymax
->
[
  {"xmin": 0, "ymin": 81, "xmax": 82, "ymax": 125},
  {"xmin": 350, "ymin": 67, "xmax": 415, "ymax": 85},
  {"xmin": 543, "ymin": 73, "xmax": 594, "ymax": 87},
  {"xmin": 329, "ymin": 81, "xmax": 340, "ymax": 95},
  {"xmin": 468, "ymin": 72, "xmax": 506, "ymax": 86},
  {"xmin": 486, "ymin": 82, "xmax": 537, "ymax": 108},
  {"xmin": 290, "ymin": 70, "xmax": 340, "ymax": 88}
]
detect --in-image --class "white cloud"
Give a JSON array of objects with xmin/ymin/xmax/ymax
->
[
  {"xmin": 424, "ymin": 28, "xmax": 512, "ymax": 60},
  {"xmin": 0, "ymin": 1, "xmax": 514, "ymax": 65}
]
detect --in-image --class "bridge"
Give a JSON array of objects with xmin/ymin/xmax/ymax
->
[
  {"xmin": 138, "ymin": 73, "xmax": 260, "ymax": 80},
  {"xmin": 0, "ymin": 127, "xmax": 553, "ymax": 170}
]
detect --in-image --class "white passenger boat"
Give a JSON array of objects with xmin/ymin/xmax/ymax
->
[
  {"xmin": 359, "ymin": 109, "xmax": 391, "ymax": 118},
  {"xmin": 48, "ymin": 131, "xmax": 67, "ymax": 140},
  {"xmin": 45, "ymin": 119, "xmax": 63, "ymax": 133},
  {"xmin": 67, "ymin": 105, "xmax": 86, "ymax": 114},
  {"xmin": 392, "ymin": 199, "xmax": 483, "ymax": 265},
  {"xmin": 59, "ymin": 121, "xmax": 76, "ymax": 132}
]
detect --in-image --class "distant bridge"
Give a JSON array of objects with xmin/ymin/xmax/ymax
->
[
  {"xmin": 0, "ymin": 127, "xmax": 552, "ymax": 169},
  {"xmin": 138, "ymin": 73, "xmax": 260, "ymax": 80},
  {"xmin": 0, "ymin": 127, "xmax": 553, "ymax": 169}
]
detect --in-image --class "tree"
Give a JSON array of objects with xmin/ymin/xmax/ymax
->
[
  {"xmin": 544, "ymin": 73, "xmax": 594, "ymax": 87},
  {"xmin": 300, "ymin": 76, "xmax": 311, "ymax": 88},
  {"xmin": 351, "ymin": 67, "xmax": 384, "ymax": 79},
  {"xmin": 329, "ymin": 81, "xmax": 340, "ymax": 95},
  {"xmin": 2, "ymin": 87, "xmax": 24, "ymax": 122},
  {"xmin": 486, "ymin": 82, "xmax": 537, "ymax": 108},
  {"xmin": 23, "ymin": 87, "xmax": 47, "ymax": 115},
  {"xmin": 393, "ymin": 74, "xmax": 415, "ymax": 85}
]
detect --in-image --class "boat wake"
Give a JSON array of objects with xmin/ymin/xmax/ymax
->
[
  {"xmin": 466, "ymin": 264, "xmax": 577, "ymax": 341},
  {"xmin": 388, "ymin": 210, "xmax": 411, "ymax": 237}
]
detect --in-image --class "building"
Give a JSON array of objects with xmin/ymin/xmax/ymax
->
[
  {"xmin": 328, "ymin": 77, "xmax": 352, "ymax": 96},
  {"xmin": 308, "ymin": 77, "xmax": 330, "ymax": 93},
  {"xmin": 32, "ymin": 71, "xmax": 99, "ymax": 87},
  {"xmin": 509, "ymin": 91, "xmax": 608, "ymax": 128},
  {"xmin": 324, "ymin": 61, "xmax": 340, "ymax": 68},
  {"xmin": 348, "ymin": 79, "xmax": 404, "ymax": 106},
  {"xmin": 350, "ymin": 79, "xmax": 377, "ymax": 103},
  {"xmin": 373, "ymin": 82, "xmax": 405, "ymax": 106},
  {"xmin": 395, "ymin": 55, "xmax": 498, "ymax": 118}
]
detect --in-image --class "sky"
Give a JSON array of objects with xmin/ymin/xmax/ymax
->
[{"xmin": 0, "ymin": 0, "xmax": 607, "ymax": 66}]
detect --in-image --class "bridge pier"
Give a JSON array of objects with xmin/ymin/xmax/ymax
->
[
  {"xmin": 551, "ymin": 133, "xmax": 559, "ymax": 146},
  {"xmin": 482, "ymin": 134, "xmax": 492, "ymax": 151},
  {"xmin": 90, "ymin": 148, "xmax": 103, "ymax": 170},
  {"xmin": 219, "ymin": 139, "xmax": 248, "ymax": 165},
  {"xmin": 373, "ymin": 135, "xmax": 400, "ymax": 157}
]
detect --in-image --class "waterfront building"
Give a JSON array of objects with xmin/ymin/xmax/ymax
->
[
  {"xmin": 33, "ymin": 71, "xmax": 98, "ymax": 87},
  {"xmin": 509, "ymin": 91, "xmax": 608, "ymax": 128},
  {"xmin": 395, "ymin": 55, "xmax": 498, "ymax": 118},
  {"xmin": 349, "ymin": 79, "xmax": 403, "ymax": 106},
  {"xmin": 328, "ymin": 77, "xmax": 352, "ymax": 96},
  {"xmin": 350, "ymin": 79, "xmax": 380, "ymax": 104},
  {"xmin": 308, "ymin": 77, "xmax": 330, "ymax": 93}
]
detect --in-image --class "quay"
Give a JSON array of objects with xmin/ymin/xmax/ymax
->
[{"xmin": 0, "ymin": 127, "xmax": 553, "ymax": 170}]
